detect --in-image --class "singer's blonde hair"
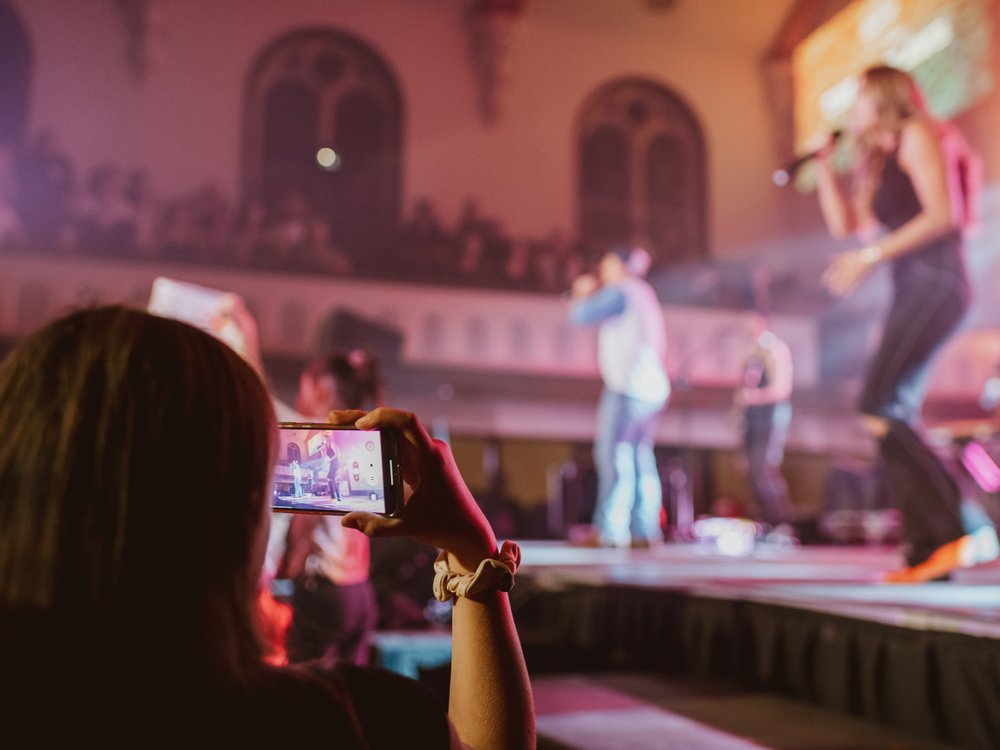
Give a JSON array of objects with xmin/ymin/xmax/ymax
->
[
  {"xmin": 852, "ymin": 65, "xmax": 978, "ymax": 230},
  {"xmin": 857, "ymin": 65, "xmax": 928, "ymax": 141}
]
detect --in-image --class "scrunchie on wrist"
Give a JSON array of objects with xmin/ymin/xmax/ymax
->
[{"xmin": 432, "ymin": 540, "xmax": 521, "ymax": 602}]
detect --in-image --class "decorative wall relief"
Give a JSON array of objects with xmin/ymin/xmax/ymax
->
[{"xmin": 464, "ymin": 0, "xmax": 525, "ymax": 125}]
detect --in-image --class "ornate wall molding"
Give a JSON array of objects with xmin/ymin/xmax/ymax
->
[
  {"xmin": 464, "ymin": 0, "xmax": 525, "ymax": 125},
  {"xmin": 114, "ymin": 0, "xmax": 180, "ymax": 82}
]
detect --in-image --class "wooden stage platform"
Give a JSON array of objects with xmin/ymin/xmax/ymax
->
[{"xmin": 510, "ymin": 540, "xmax": 1000, "ymax": 749}]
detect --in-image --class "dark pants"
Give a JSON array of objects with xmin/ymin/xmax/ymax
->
[
  {"xmin": 743, "ymin": 401, "xmax": 792, "ymax": 526},
  {"xmin": 286, "ymin": 577, "xmax": 377, "ymax": 665},
  {"xmin": 860, "ymin": 237, "xmax": 969, "ymax": 566}
]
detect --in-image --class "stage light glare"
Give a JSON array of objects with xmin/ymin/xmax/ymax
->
[
  {"xmin": 979, "ymin": 376, "xmax": 1000, "ymax": 411},
  {"xmin": 316, "ymin": 147, "xmax": 340, "ymax": 170},
  {"xmin": 692, "ymin": 516, "xmax": 759, "ymax": 556},
  {"xmin": 716, "ymin": 529, "xmax": 756, "ymax": 557}
]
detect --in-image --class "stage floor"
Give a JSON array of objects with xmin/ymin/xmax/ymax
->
[
  {"xmin": 533, "ymin": 672, "xmax": 961, "ymax": 750},
  {"xmin": 512, "ymin": 539, "xmax": 1000, "ymax": 748},
  {"xmin": 517, "ymin": 540, "xmax": 1000, "ymax": 640},
  {"xmin": 370, "ymin": 541, "xmax": 999, "ymax": 748}
]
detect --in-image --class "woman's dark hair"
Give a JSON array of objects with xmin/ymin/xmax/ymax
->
[
  {"xmin": 303, "ymin": 347, "xmax": 383, "ymax": 411},
  {"xmin": 0, "ymin": 306, "xmax": 276, "ymax": 684}
]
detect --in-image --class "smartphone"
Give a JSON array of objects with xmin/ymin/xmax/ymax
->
[
  {"xmin": 146, "ymin": 277, "xmax": 249, "ymax": 358},
  {"xmin": 272, "ymin": 422, "xmax": 403, "ymax": 517}
]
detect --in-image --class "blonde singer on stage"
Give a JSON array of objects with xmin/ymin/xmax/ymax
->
[{"xmin": 807, "ymin": 64, "xmax": 997, "ymax": 581}]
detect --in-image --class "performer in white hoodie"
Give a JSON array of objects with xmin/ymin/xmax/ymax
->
[{"xmin": 569, "ymin": 247, "xmax": 670, "ymax": 548}]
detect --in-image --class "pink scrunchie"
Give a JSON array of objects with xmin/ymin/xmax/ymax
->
[{"xmin": 432, "ymin": 540, "xmax": 521, "ymax": 602}]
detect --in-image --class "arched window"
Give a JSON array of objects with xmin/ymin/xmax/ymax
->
[
  {"xmin": 576, "ymin": 78, "xmax": 706, "ymax": 265},
  {"xmin": 0, "ymin": 2, "xmax": 31, "ymax": 148},
  {"xmin": 243, "ymin": 29, "xmax": 402, "ymax": 254}
]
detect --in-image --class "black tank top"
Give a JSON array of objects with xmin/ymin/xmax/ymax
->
[
  {"xmin": 872, "ymin": 151, "xmax": 922, "ymax": 230},
  {"xmin": 870, "ymin": 149, "xmax": 965, "ymax": 288}
]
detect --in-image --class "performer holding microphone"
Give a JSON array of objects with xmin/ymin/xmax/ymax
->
[
  {"xmin": 806, "ymin": 65, "xmax": 997, "ymax": 581},
  {"xmin": 568, "ymin": 247, "xmax": 670, "ymax": 548}
]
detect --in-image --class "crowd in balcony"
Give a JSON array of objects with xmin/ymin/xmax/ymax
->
[{"xmin": 0, "ymin": 132, "xmax": 591, "ymax": 295}]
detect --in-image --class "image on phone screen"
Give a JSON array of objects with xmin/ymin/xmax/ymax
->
[{"xmin": 272, "ymin": 424, "xmax": 396, "ymax": 515}]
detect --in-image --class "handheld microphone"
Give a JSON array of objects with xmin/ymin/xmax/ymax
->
[{"xmin": 772, "ymin": 130, "xmax": 843, "ymax": 187}]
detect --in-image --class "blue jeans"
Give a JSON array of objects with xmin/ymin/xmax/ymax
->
[{"xmin": 592, "ymin": 389, "xmax": 666, "ymax": 545}]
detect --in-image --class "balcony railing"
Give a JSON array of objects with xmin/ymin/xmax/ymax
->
[
  {"xmin": 0, "ymin": 253, "xmax": 819, "ymax": 389},
  {"xmin": 5, "ymin": 252, "xmax": 991, "ymax": 451}
]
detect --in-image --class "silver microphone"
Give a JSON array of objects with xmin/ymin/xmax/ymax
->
[{"xmin": 772, "ymin": 130, "xmax": 843, "ymax": 187}]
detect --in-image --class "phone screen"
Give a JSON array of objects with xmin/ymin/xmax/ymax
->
[
  {"xmin": 146, "ymin": 277, "xmax": 248, "ymax": 358},
  {"xmin": 272, "ymin": 423, "xmax": 401, "ymax": 515}
]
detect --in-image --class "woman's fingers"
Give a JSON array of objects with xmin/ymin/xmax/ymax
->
[
  {"xmin": 340, "ymin": 410, "xmax": 497, "ymax": 564},
  {"xmin": 342, "ymin": 511, "xmax": 406, "ymax": 537},
  {"xmin": 327, "ymin": 408, "xmax": 427, "ymax": 490},
  {"xmin": 353, "ymin": 408, "xmax": 436, "ymax": 488},
  {"xmin": 328, "ymin": 409, "xmax": 367, "ymax": 425},
  {"xmin": 357, "ymin": 408, "xmax": 435, "ymax": 452}
]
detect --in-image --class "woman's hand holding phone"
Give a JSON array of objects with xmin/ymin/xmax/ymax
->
[
  {"xmin": 337, "ymin": 408, "xmax": 536, "ymax": 749},
  {"xmin": 330, "ymin": 408, "xmax": 498, "ymax": 574}
]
